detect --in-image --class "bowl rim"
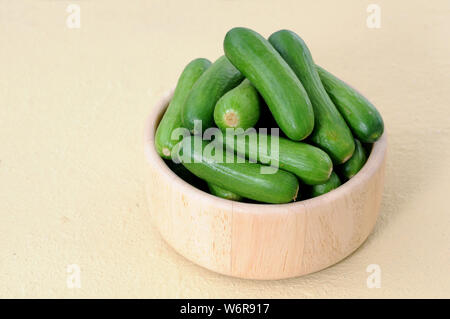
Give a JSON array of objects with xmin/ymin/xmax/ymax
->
[{"xmin": 145, "ymin": 88, "xmax": 387, "ymax": 213}]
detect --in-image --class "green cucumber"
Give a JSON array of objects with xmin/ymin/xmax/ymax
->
[
  {"xmin": 337, "ymin": 139, "xmax": 367, "ymax": 181},
  {"xmin": 155, "ymin": 58, "xmax": 211, "ymax": 158},
  {"xmin": 214, "ymin": 79, "xmax": 260, "ymax": 130},
  {"xmin": 221, "ymin": 131, "xmax": 332, "ymax": 185},
  {"xmin": 208, "ymin": 183, "xmax": 243, "ymax": 201},
  {"xmin": 269, "ymin": 30, "xmax": 355, "ymax": 164},
  {"xmin": 316, "ymin": 65, "xmax": 384, "ymax": 143},
  {"xmin": 224, "ymin": 27, "xmax": 314, "ymax": 141},
  {"xmin": 182, "ymin": 56, "xmax": 244, "ymax": 133},
  {"xmin": 172, "ymin": 135, "xmax": 299, "ymax": 204},
  {"xmin": 309, "ymin": 172, "xmax": 341, "ymax": 198}
]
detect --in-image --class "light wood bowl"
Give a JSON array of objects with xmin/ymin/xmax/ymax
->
[{"xmin": 144, "ymin": 89, "xmax": 387, "ymax": 280}]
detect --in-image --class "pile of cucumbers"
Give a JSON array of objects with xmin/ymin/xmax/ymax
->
[{"xmin": 155, "ymin": 27, "xmax": 383, "ymax": 204}]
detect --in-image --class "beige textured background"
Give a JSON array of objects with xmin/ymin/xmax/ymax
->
[{"xmin": 1, "ymin": 0, "xmax": 449, "ymax": 298}]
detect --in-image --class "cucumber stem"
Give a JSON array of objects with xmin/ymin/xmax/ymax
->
[
  {"xmin": 224, "ymin": 111, "xmax": 239, "ymax": 127},
  {"xmin": 162, "ymin": 147, "xmax": 171, "ymax": 157}
]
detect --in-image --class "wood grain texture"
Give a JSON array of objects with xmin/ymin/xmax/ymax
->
[{"xmin": 144, "ymin": 90, "xmax": 387, "ymax": 280}]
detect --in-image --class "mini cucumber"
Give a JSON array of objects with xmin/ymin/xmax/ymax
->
[
  {"xmin": 269, "ymin": 30, "xmax": 355, "ymax": 164},
  {"xmin": 214, "ymin": 79, "xmax": 260, "ymax": 130},
  {"xmin": 337, "ymin": 139, "xmax": 367, "ymax": 181},
  {"xmin": 172, "ymin": 135, "xmax": 299, "ymax": 204},
  {"xmin": 316, "ymin": 65, "xmax": 384, "ymax": 143},
  {"xmin": 208, "ymin": 183, "xmax": 243, "ymax": 201},
  {"xmin": 309, "ymin": 171, "xmax": 341, "ymax": 198},
  {"xmin": 224, "ymin": 27, "xmax": 314, "ymax": 141},
  {"xmin": 155, "ymin": 58, "xmax": 211, "ymax": 159},
  {"xmin": 221, "ymin": 131, "xmax": 332, "ymax": 185},
  {"xmin": 182, "ymin": 56, "xmax": 244, "ymax": 133}
]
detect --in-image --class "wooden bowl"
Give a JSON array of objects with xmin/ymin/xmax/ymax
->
[{"xmin": 144, "ymin": 89, "xmax": 387, "ymax": 280}]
